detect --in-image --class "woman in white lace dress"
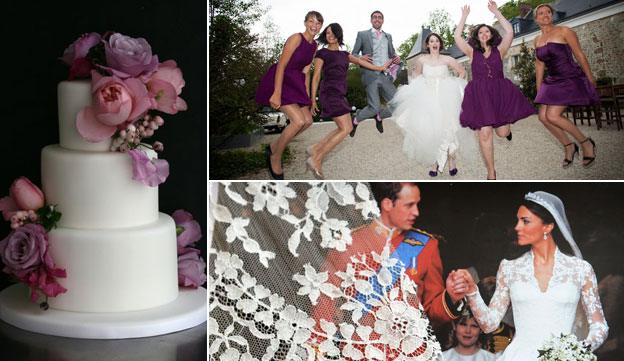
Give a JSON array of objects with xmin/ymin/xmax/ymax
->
[
  {"xmin": 456, "ymin": 191, "xmax": 609, "ymax": 361},
  {"xmin": 390, "ymin": 33, "xmax": 476, "ymax": 177}
]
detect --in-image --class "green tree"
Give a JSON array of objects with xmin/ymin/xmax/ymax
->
[
  {"xmin": 499, "ymin": 0, "xmax": 552, "ymax": 19},
  {"xmin": 397, "ymin": 32, "xmax": 419, "ymax": 63},
  {"xmin": 512, "ymin": 42, "xmax": 536, "ymax": 103},
  {"xmin": 209, "ymin": 0, "xmax": 270, "ymax": 148},
  {"xmin": 346, "ymin": 66, "xmax": 367, "ymax": 111},
  {"xmin": 425, "ymin": 9, "xmax": 455, "ymax": 47}
]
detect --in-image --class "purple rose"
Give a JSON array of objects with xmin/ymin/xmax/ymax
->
[
  {"xmin": 178, "ymin": 247, "xmax": 206, "ymax": 288},
  {"xmin": 172, "ymin": 209, "xmax": 202, "ymax": 248},
  {"xmin": 0, "ymin": 224, "xmax": 48, "ymax": 279},
  {"xmin": 128, "ymin": 149, "xmax": 169, "ymax": 187},
  {"xmin": 61, "ymin": 32, "xmax": 101, "ymax": 79},
  {"xmin": 25, "ymin": 267, "xmax": 67, "ymax": 302},
  {"xmin": 103, "ymin": 33, "xmax": 159, "ymax": 78}
]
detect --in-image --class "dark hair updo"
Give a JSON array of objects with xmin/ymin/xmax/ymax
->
[{"xmin": 424, "ymin": 33, "xmax": 444, "ymax": 53}]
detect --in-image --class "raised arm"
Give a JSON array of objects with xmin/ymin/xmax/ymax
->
[
  {"xmin": 563, "ymin": 27, "xmax": 596, "ymax": 87},
  {"xmin": 489, "ymin": 0, "xmax": 513, "ymax": 56},
  {"xmin": 534, "ymin": 38, "xmax": 545, "ymax": 93},
  {"xmin": 270, "ymin": 33, "xmax": 302, "ymax": 109},
  {"xmin": 580, "ymin": 261, "xmax": 609, "ymax": 351},
  {"xmin": 310, "ymin": 58, "xmax": 324, "ymax": 116},
  {"xmin": 445, "ymin": 55, "xmax": 466, "ymax": 78},
  {"xmin": 454, "ymin": 5, "xmax": 473, "ymax": 59},
  {"xmin": 461, "ymin": 260, "xmax": 511, "ymax": 333},
  {"xmin": 348, "ymin": 54, "xmax": 389, "ymax": 72}
]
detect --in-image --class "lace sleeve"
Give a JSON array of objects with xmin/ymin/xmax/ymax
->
[
  {"xmin": 466, "ymin": 260, "xmax": 511, "ymax": 333},
  {"xmin": 580, "ymin": 261, "xmax": 609, "ymax": 351}
]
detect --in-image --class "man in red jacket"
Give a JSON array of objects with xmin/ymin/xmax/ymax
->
[{"xmin": 311, "ymin": 182, "xmax": 467, "ymax": 358}]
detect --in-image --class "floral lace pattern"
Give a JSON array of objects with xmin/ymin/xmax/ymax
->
[
  {"xmin": 209, "ymin": 182, "xmax": 441, "ymax": 361},
  {"xmin": 467, "ymin": 248, "xmax": 608, "ymax": 360}
]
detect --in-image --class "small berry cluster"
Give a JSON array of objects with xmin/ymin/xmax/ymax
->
[
  {"xmin": 110, "ymin": 114, "xmax": 165, "ymax": 152},
  {"xmin": 10, "ymin": 210, "xmax": 38, "ymax": 229}
]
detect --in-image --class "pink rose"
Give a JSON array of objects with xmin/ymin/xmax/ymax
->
[
  {"xmin": 76, "ymin": 70, "xmax": 151, "ymax": 142},
  {"xmin": 128, "ymin": 149, "xmax": 169, "ymax": 187},
  {"xmin": 24, "ymin": 267, "xmax": 67, "ymax": 302},
  {"xmin": 9, "ymin": 177, "xmax": 45, "ymax": 211},
  {"xmin": 178, "ymin": 247, "xmax": 206, "ymax": 288},
  {"xmin": 172, "ymin": 209, "xmax": 202, "ymax": 248},
  {"xmin": 147, "ymin": 60, "xmax": 188, "ymax": 114},
  {"xmin": 102, "ymin": 33, "xmax": 159, "ymax": 78},
  {"xmin": 0, "ymin": 177, "xmax": 45, "ymax": 221},
  {"xmin": 0, "ymin": 224, "xmax": 48, "ymax": 278}
]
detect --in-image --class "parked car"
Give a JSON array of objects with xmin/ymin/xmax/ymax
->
[{"xmin": 260, "ymin": 107, "xmax": 289, "ymax": 133}]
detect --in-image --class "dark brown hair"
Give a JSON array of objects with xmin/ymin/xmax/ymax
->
[
  {"xmin": 424, "ymin": 33, "xmax": 444, "ymax": 53},
  {"xmin": 318, "ymin": 23, "xmax": 344, "ymax": 46},
  {"xmin": 370, "ymin": 10, "xmax": 383, "ymax": 19},
  {"xmin": 468, "ymin": 24, "xmax": 502, "ymax": 53},
  {"xmin": 370, "ymin": 182, "xmax": 418, "ymax": 206}
]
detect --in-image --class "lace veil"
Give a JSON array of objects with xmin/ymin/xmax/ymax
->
[
  {"xmin": 524, "ymin": 191, "xmax": 588, "ymax": 338},
  {"xmin": 209, "ymin": 182, "xmax": 442, "ymax": 361}
]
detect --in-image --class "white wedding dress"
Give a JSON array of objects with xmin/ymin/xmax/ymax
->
[
  {"xmin": 467, "ymin": 248, "xmax": 609, "ymax": 361},
  {"xmin": 390, "ymin": 64, "xmax": 477, "ymax": 170}
]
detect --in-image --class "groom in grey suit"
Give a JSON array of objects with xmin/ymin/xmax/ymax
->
[{"xmin": 350, "ymin": 10, "xmax": 401, "ymax": 136}]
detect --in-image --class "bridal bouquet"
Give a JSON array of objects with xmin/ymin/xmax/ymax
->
[{"xmin": 538, "ymin": 333, "xmax": 596, "ymax": 361}]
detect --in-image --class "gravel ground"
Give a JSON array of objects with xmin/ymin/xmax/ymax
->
[{"xmin": 236, "ymin": 115, "xmax": 624, "ymax": 180}]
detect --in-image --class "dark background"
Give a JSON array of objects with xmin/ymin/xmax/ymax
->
[{"xmin": 0, "ymin": 0, "xmax": 207, "ymax": 294}]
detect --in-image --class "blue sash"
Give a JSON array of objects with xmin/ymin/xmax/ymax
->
[{"xmin": 354, "ymin": 230, "xmax": 430, "ymax": 312}]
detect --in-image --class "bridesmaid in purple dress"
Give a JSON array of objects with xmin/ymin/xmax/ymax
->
[
  {"xmin": 255, "ymin": 11, "xmax": 323, "ymax": 179},
  {"xmin": 307, "ymin": 23, "xmax": 390, "ymax": 179},
  {"xmin": 454, "ymin": 1, "xmax": 536, "ymax": 180},
  {"xmin": 533, "ymin": 4, "xmax": 598, "ymax": 168}
]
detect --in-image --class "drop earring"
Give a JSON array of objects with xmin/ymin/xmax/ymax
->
[{"xmin": 543, "ymin": 232, "xmax": 548, "ymax": 240}]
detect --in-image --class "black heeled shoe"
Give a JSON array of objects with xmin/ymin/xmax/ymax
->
[
  {"xmin": 265, "ymin": 145, "xmax": 284, "ymax": 180},
  {"xmin": 562, "ymin": 142, "xmax": 579, "ymax": 168},
  {"xmin": 580, "ymin": 138, "xmax": 596, "ymax": 168},
  {"xmin": 428, "ymin": 164, "xmax": 439, "ymax": 177},
  {"xmin": 487, "ymin": 171, "xmax": 496, "ymax": 180},
  {"xmin": 506, "ymin": 131, "xmax": 512, "ymax": 141}
]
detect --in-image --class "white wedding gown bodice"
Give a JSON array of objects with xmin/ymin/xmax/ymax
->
[
  {"xmin": 390, "ymin": 64, "xmax": 476, "ymax": 170},
  {"xmin": 467, "ymin": 248, "xmax": 609, "ymax": 361}
]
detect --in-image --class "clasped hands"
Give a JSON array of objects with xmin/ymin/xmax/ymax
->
[{"xmin": 445, "ymin": 268, "xmax": 478, "ymax": 304}]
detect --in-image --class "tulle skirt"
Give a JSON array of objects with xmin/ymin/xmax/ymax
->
[{"xmin": 390, "ymin": 75, "xmax": 478, "ymax": 169}]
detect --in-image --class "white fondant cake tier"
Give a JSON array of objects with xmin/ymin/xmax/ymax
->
[
  {"xmin": 58, "ymin": 80, "xmax": 112, "ymax": 152},
  {"xmin": 47, "ymin": 213, "xmax": 179, "ymax": 313},
  {"xmin": 41, "ymin": 144, "xmax": 159, "ymax": 229}
]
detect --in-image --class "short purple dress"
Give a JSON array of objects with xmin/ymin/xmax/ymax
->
[
  {"xmin": 534, "ymin": 42, "xmax": 599, "ymax": 105},
  {"xmin": 460, "ymin": 46, "xmax": 536, "ymax": 130},
  {"xmin": 256, "ymin": 33, "xmax": 317, "ymax": 107},
  {"xmin": 316, "ymin": 48, "xmax": 351, "ymax": 118}
]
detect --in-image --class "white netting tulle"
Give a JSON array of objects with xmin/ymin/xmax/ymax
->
[{"xmin": 209, "ymin": 182, "xmax": 442, "ymax": 361}]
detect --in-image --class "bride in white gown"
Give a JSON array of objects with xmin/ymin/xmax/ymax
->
[
  {"xmin": 390, "ymin": 33, "xmax": 476, "ymax": 177},
  {"xmin": 456, "ymin": 191, "xmax": 609, "ymax": 361}
]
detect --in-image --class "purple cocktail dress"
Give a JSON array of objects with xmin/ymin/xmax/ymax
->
[
  {"xmin": 256, "ymin": 33, "xmax": 317, "ymax": 107},
  {"xmin": 460, "ymin": 47, "xmax": 536, "ymax": 130},
  {"xmin": 316, "ymin": 48, "xmax": 351, "ymax": 118},
  {"xmin": 534, "ymin": 42, "xmax": 599, "ymax": 105}
]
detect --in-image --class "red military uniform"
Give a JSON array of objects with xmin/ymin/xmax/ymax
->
[{"xmin": 311, "ymin": 222, "xmax": 459, "ymax": 359}]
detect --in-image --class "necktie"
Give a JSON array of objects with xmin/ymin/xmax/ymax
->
[{"xmin": 375, "ymin": 30, "xmax": 381, "ymax": 39}]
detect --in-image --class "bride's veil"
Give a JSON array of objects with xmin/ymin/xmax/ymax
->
[
  {"xmin": 209, "ymin": 182, "xmax": 442, "ymax": 360},
  {"xmin": 524, "ymin": 191, "xmax": 589, "ymax": 340}
]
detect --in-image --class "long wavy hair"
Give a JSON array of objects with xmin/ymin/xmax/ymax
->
[{"xmin": 468, "ymin": 24, "xmax": 502, "ymax": 53}]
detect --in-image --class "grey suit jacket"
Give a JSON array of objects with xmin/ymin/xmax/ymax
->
[{"xmin": 352, "ymin": 29, "xmax": 397, "ymax": 86}]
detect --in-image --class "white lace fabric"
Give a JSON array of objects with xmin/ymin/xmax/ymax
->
[
  {"xmin": 467, "ymin": 248, "xmax": 608, "ymax": 360},
  {"xmin": 209, "ymin": 182, "xmax": 442, "ymax": 361}
]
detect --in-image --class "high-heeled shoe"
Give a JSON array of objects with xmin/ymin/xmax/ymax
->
[
  {"xmin": 306, "ymin": 157, "xmax": 324, "ymax": 179},
  {"xmin": 487, "ymin": 171, "xmax": 496, "ymax": 180},
  {"xmin": 506, "ymin": 131, "xmax": 512, "ymax": 141},
  {"xmin": 562, "ymin": 142, "xmax": 579, "ymax": 168},
  {"xmin": 448, "ymin": 157, "xmax": 458, "ymax": 176},
  {"xmin": 306, "ymin": 145, "xmax": 315, "ymax": 157},
  {"xmin": 265, "ymin": 145, "xmax": 284, "ymax": 180},
  {"xmin": 580, "ymin": 138, "xmax": 596, "ymax": 168},
  {"xmin": 428, "ymin": 164, "xmax": 439, "ymax": 177}
]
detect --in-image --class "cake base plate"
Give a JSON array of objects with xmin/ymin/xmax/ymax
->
[{"xmin": 0, "ymin": 284, "xmax": 206, "ymax": 339}]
